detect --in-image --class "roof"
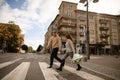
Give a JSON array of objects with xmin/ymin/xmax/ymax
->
[{"xmin": 58, "ymin": 1, "xmax": 78, "ymax": 10}]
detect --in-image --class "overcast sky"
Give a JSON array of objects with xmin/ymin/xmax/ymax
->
[{"xmin": 0, "ymin": 0, "xmax": 120, "ymax": 50}]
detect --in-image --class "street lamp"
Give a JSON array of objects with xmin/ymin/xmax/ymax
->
[{"xmin": 79, "ymin": 0, "xmax": 99, "ymax": 59}]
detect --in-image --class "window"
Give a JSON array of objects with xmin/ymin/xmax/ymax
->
[
  {"xmin": 90, "ymin": 38, "xmax": 94, "ymax": 43},
  {"xmin": 113, "ymin": 39, "xmax": 118, "ymax": 44},
  {"xmin": 67, "ymin": 27, "xmax": 72, "ymax": 32},
  {"xmin": 101, "ymin": 17, "xmax": 105, "ymax": 20},
  {"xmin": 102, "ymin": 39, "xmax": 106, "ymax": 41},
  {"xmin": 67, "ymin": 12, "xmax": 72, "ymax": 17},
  {"xmin": 101, "ymin": 24, "xmax": 105, "ymax": 27},
  {"xmin": 111, "ymin": 19, "xmax": 116, "ymax": 22},
  {"xmin": 68, "ymin": 20, "xmax": 71, "ymax": 25},
  {"xmin": 113, "ymin": 36, "xmax": 118, "ymax": 39},
  {"xmin": 80, "ymin": 24, "xmax": 85, "ymax": 27},
  {"xmin": 90, "ymin": 30, "xmax": 94, "ymax": 35},
  {"xmin": 80, "ymin": 37, "xmax": 84, "ymax": 43},
  {"xmin": 119, "ymin": 19, "xmax": 120, "ymax": 22},
  {"xmin": 101, "ymin": 31, "xmax": 106, "ymax": 34},
  {"xmin": 67, "ymin": 5, "xmax": 72, "ymax": 10},
  {"xmin": 89, "ymin": 15, "xmax": 94, "ymax": 19},
  {"xmin": 112, "ymin": 26, "xmax": 117, "ymax": 29},
  {"xmin": 79, "ymin": 14, "xmax": 86, "ymax": 20}
]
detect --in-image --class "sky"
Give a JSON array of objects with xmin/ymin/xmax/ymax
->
[{"xmin": 0, "ymin": 0, "xmax": 120, "ymax": 50}]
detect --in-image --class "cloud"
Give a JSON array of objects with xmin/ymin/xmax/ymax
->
[
  {"xmin": 0, "ymin": 0, "xmax": 61, "ymax": 31},
  {"xmin": 0, "ymin": 0, "xmax": 120, "ymax": 50},
  {"xmin": 0, "ymin": 0, "xmax": 63, "ymax": 49}
]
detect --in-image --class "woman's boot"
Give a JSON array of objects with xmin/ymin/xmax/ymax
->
[
  {"xmin": 62, "ymin": 59, "xmax": 65, "ymax": 67},
  {"xmin": 76, "ymin": 64, "xmax": 82, "ymax": 71},
  {"xmin": 56, "ymin": 63, "xmax": 63, "ymax": 71},
  {"xmin": 56, "ymin": 59, "xmax": 65, "ymax": 71}
]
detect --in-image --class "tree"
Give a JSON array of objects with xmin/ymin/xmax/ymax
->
[
  {"xmin": 21, "ymin": 44, "xmax": 28, "ymax": 53},
  {"xmin": 36, "ymin": 45, "xmax": 43, "ymax": 52},
  {"xmin": 28, "ymin": 46, "xmax": 33, "ymax": 53},
  {"xmin": 0, "ymin": 23, "xmax": 24, "ymax": 52}
]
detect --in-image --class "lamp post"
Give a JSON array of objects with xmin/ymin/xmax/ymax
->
[{"xmin": 79, "ymin": 0, "xmax": 99, "ymax": 59}]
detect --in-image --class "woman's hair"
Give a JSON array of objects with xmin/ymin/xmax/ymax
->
[{"xmin": 65, "ymin": 34, "xmax": 73, "ymax": 42}]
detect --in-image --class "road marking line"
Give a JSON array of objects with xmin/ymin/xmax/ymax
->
[
  {"xmin": 0, "ymin": 58, "xmax": 22, "ymax": 69},
  {"xmin": 1, "ymin": 62, "xmax": 30, "ymax": 80},
  {"xmin": 39, "ymin": 62, "xmax": 58, "ymax": 80},
  {"xmin": 54, "ymin": 62, "xmax": 105, "ymax": 80}
]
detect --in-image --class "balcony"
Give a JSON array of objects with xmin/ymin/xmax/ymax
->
[
  {"xmin": 99, "ymin": 26, "xmax": 109, "ymax": 31},
  {"xmin": 99, "ymin": 19, "xmax": 108, "ymax": 24},
  {"xmin": 101, "ymin": 41, "xmax": 108, "ymax": 44},
  {"xmin": 70, "ymin": 31, "xmax": 76, "ymax": 35},
  {"xmin": 59, "ymin": 30, "xmax": 75, "ymax": 35},
  {"xmin": 59, "ymin": 22, "xmax": 76, "ymax": 27},
  {"xmin": 100, "ymin": 34, "xmax": 109, "ymax": 38},
  {"xmin": 80, "ymin": 26, "xmax": 84, "ymax": 29},
  {"xmin": 80, "ymin": 32, "xmax": 84, "ymax": 36},
  {"xmin": 59, "ymin": 31, "xmax": 66, "ymax": 35},
  {"xmin": 79, "ymin": 16, "xmax": 86, "ymax": 21}
]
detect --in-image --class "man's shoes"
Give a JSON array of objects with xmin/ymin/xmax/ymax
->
[
  {"xmin": 47, "ymin": 66, "xmax": 52, "ymax": 68},
  {"xmin": 56, "ymin": 68, "xmax": 62, "ymax": 71}
]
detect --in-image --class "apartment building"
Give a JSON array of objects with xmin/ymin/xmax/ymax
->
[{"xmin": 45, "ymin": 1, "xmax": 120, "ymax": 54}]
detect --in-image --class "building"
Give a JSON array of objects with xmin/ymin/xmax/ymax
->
[{"xmin": 44, "ymin": 1, "xmax": 120, "ymax": 54}]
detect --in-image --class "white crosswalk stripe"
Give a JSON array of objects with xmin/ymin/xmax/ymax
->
[
  {"xmin": 0, "ymin": 58, "xmax": 22, "ymax": 69},
  {"xmin": 0, "ymin": 61, "xmax": 106, "ymax": 80},
  {"xmin": 1, "ymin": 62, "xmax": 30, "ymax": 80},
  {"xmin": 39, "ymin": 62, "xmax": 59, "ymax": 80},
  {"xmin": 54, "ymin": 62, "xmax": 105, "ymax": 80}
]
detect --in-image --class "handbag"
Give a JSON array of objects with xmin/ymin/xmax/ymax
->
[{"xmin": 72, "ymin": 53, "xmax": 84, "ymax": 64}]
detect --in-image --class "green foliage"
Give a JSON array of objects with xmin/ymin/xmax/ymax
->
[
  {"xmin": 28, "ymin": 46, "xmax": 33, "ymax": 53},
  {"xmin": 21, "ymin": 44, "xmax": 28, "ymax": 52},
  {"xmin": 0, "ymin": 23, "xmax": 24, "ymax": 52}
]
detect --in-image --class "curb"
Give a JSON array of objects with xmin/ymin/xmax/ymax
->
[{"xmin": 81, "ymin": 64, "xmax": 119, "ymax": 80}]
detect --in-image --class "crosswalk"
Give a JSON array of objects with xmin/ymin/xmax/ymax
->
[
  {"xmin": 55, "ymin": 63, "xmax": 104, "ymax": 80},
  {"xmin": 2, "ymin": 62, "xmax": 30, "ymax": 80},
  {"xmin": 0, "ymin": 59, "xmax": 106, "ymax": 80},
  {"xmin": 0, "ymin": 58, "xmax": 22, "ymax": 69},
  {"xmin": 39, "ymin": 62, "xmax": 59, "ymax": 80}
]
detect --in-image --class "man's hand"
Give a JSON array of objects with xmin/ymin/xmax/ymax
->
[
  {"xmin": 58, "ymin": 51, "xmax": 61, "ymax": 54},
  {"xmin": 59, "ymin": 48, "xmax": 62, "ymax": 52}
]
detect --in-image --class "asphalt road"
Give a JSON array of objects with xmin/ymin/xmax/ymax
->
[{"xmin": 0, "ymin": 53, "xmax": 114, "ymax": 80}]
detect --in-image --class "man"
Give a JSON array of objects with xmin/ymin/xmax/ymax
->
[{"xmin": 46, "ymin": 30, "xmax": 62, "ymax": 68}]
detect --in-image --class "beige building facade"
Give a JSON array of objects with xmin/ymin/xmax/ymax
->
[{"xmin": 45, "ymin": 1, "xmax": 120, "ymax": 54}]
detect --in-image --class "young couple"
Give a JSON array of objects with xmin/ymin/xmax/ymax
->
[{"xmin": 46, "ymin": 30, "xmax": 82, "ymax": 71}]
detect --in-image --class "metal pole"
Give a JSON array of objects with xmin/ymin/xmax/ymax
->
[
  {"xmin": 86, "ymin": 0, "xmax": 90, "ymax": 59},
  {"xmin": 80, "ymin": 0, "xmax": 99, "ymax": 59}
]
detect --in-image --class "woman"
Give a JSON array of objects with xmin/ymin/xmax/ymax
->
[{"xmin": 56, "ymin": 34, "xmax": 82, "ymax": 71}]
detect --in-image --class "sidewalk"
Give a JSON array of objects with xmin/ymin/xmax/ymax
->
[
  {"xmin": 41, "ymin": 53, "xmax": 120, "ymax": 80},
  {"xmin": 81, "ymin": 55, "xmax": 120, "ymax": 80}
]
